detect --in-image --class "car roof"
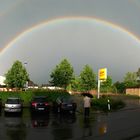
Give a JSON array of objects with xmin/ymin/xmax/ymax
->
[
  {"xmin": 57, "ymin": 96, "xmax": 72, "ymax": 99},
  {"xmin": 33, "ymin": 96, "xmax": 47, "ymax": 98},
  {"xmin": 7, "ymin": 97, "xmax": 21, "ymax": 100}
]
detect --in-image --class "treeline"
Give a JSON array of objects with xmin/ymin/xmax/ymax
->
[{"xmin": 4, "ymin": 59, "xmax": 140, "ymax": 94}]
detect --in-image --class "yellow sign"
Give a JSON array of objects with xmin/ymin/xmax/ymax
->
[{"xmin": 99, "ymin": 68, "xmax": 107, "ymax": 80}]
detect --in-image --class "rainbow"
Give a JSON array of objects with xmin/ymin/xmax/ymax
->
[{"xmin": 1, "ymin": 16, "xmax": 140, "ymax": 54}]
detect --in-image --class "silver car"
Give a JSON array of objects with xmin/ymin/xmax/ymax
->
[{"xmin": 4, "ymin": 97, "xmax": 23, "ymax": 114}]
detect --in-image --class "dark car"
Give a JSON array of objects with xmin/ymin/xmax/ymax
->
[
  {"xmin": 30, "ymin": 96, "xmax": 50, "ymax": 113},
  {"xmin": 53, "ymin": 96, "xmax": 77, "ymax": 114}
]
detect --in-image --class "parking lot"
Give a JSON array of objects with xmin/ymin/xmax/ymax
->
[
  {"xmin": 0, "ymin": 100, "xmax": 140, "ymax": 140},
  {"xmin": 0, "ymin": 108, "xmax": 95, "ymax": 140}
]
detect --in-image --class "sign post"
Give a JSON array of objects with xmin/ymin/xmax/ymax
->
[
  {"xmin": 97, "ymin": 79, "xmax": 100, "ymax": 99},
  {"xmin": 97, "ymin": 68, "xmax": 107, "ymax": 99}
]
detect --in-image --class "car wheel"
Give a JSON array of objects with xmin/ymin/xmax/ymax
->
[
  {"xmin": 69, "ymin": 110, "xmax": 73, "ymax": 114},
  {"xmin": 4, "ymin": 111, "xmax": 8, "ymax": 116},
  {"xmin": 57, "ymin": 107, "xmax": 61, "ymax": 113}
]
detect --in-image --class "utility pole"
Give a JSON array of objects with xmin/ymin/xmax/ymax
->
[{"xmin": 24, "ymin": 62, "xmax": 28, "ymax": 90}]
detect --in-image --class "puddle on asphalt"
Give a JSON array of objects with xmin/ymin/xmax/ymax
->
[
  {"xmin": 0, "ymin": 108, "xmax": 109, "ymax": 140},
  {"xmin": 98, "ymin": 122, "xmax": 107, "ymax": 135}
]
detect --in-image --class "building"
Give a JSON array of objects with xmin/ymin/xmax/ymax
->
[
  {"xmin": 126, "ymin": 88, "xmax": 140, "ymax": 97},
  {"xmin": 27, "ymin": 80, "xmax": 39, "ymax": 89},
  {"xmin": 0, "ymin": 76, "xmax": 6, "ymax": 86}
]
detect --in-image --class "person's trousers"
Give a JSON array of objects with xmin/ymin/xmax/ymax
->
[{"xmin": 84, "ymin": 107, "xmax": 90, "ymax": 117}]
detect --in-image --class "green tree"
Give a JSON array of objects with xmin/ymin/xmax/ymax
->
[
  {"xmin": 113, "ymin": 81, "xmax": 125, "ymax": 93},
  {"xmin": 136, "ymin": 68, "xmax": 140, "ymax": 84},
  {"xmin": 5, "ymin": 60, "xmax": 29, "ymax": 89},
  {"xmin": 123, "ymin": 72, "xmax": 138, "ymax": 88},
  {"xmin": 136, "ymin": 68, "xmax": 140, "ymax": 78},
  {"xmin": 50, "ymin": 59, "xmax": 74, "ymax": 89},
  {"xmin": 102, "ymin": 76, "xmax": 112, "ymax": 87},
  {"xmin": 79, "ymin": 65, "xmax": 96, "ymax": 91},
  {"xmin": 68, "ymin": 76, "xmax": 82, "ymax": 91},
  {"xmin": 101, "ymin": 76, "xmax": 113, "ymax": 92}
]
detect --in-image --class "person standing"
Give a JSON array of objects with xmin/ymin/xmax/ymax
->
[{"xmin": 83, "ymin": 95, "xmax": 91, "ymax": 117}]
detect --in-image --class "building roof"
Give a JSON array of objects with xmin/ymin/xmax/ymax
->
[{"xmin": 28, "ymin": 80, "xmax": 38, "ymax": 87}]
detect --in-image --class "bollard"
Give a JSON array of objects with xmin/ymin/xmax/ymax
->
[{"xmin": 107, "ymin": 99, "xmax": 111, "ymax": 111}]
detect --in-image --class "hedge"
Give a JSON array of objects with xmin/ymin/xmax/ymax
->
[{"xmin": 0, "ymin": 89, "xmax": 70, "ymax": 107}]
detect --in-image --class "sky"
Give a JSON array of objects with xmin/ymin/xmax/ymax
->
[{"xmin": 0, "ymin": 0, "xmax": 140, "ymax": 85}]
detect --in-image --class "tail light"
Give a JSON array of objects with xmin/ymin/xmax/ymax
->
[
  {"xmin": 61, "ymin": 103, "xmax": 66, "ymax": 107},
  {"xmin": 45, "ymin": 102, "xmax": 49, "ymax": 106},
  {"xmin": 32, "ymin": 102, "xmax": 37, "ymax": 107}
]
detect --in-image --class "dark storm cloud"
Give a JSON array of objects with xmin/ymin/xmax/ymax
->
[{"xmin": 0, "ymin": 0, "xmax": 140, "ymax": 84}]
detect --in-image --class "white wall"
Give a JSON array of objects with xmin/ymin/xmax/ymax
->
[{"xmin": 0, "ymin": 76, "xmax": 6, "ymax": 85}]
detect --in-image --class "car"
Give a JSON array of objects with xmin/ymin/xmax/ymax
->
[
  {"xmin": 30, "ymin": 96, "xmax": 50, "ymax": 113},
  {"xmin": 53, "ymin": 96, "xmax": 77, "ymax": 114},
  {"xmin": 4, "ymin": 97, "xmax": 23, "ymax": 114}
]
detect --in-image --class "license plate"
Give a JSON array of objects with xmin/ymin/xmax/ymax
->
[{"xmin": 38, "ymin": 108, "xmax": 44, "ymax": 110}]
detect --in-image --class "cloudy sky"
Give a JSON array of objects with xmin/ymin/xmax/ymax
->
[{"xmin": 0, "ymin": 0, "xmax": 140, "ymax": 84}]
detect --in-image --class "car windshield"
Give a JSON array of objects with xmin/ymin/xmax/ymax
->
[
  {"xmin": 63, "ymin": 98, "xmax": 73, "ymax": 103},
  {"xmin": 33, "ymin": 97, "xmax": 47, "ymax": 102},
  {"xmin": 58, "ymin": 97, "xmax": 73, "ymax": 103},
  {"xmin": 7, "ymin": 99, "xmax": 20, "ymax": 104}
]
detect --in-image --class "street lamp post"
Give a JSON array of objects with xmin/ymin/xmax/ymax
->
[{"xmin": 24, "ymin": 62, "xmax": 28, "ymax": 91}]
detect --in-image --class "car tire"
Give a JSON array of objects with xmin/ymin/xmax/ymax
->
[
  {"xmin": 57, "ymin": 107, "xmax": 61, "ymax": 113},
  {"xmin": 4, "ymin": 111, "xmax": 8, "ymax": 116}
]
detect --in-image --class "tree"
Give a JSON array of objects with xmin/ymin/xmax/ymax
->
[
  {"xmin": 79, "ymin": 65, "xmax": 96, "ymax": 91},
  {"xmin": 68, "ymin": 76, "xmax": 82, "ymax": 91},
  {"xmin": 100, "ymin": 76, "xmax": 113, "ymax": 92},
  {"xmin": 101, "ymin": 76, "xmax": 112, "ymax": 87},
  {"xmin": 123, "ymin": 72, "xmax": 138, "ymax": 88},
  {"xmin": 113, "ymin": 81, "xmax": 125, "ymax": 93},
  {"xmin": 136, "ymin": 68, "xmax": 140, "ymax": 79},
  {"xmin": 5, "ymin": 60, "xmax": 29, "ymax": 89},
  {"xmin": 136, "ymin": 68, "xmax": 140, "ymax": 84},
  {"xmin": 50, "ymin": 59, "xmax": 74, "ymax": 89}
]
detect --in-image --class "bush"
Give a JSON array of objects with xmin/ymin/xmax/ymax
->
[
  {"xmin": 32, "ymin": 89, "xmax": 70, "ymax": 102},
  {"xmin": 110, "ymin": 99, "xmax": 125, "ymax": 110},
  {"xmin": 92, "ymin": 96, "xmax": 125, "ymax": 111},
  {"xmin": 0, "ymin": 90, "xmax": 70, "ymax": 107}
]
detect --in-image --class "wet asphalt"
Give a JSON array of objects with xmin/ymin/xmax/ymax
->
[{"xmin": 0, "ymin": 99, "xmax": 140, "ymax": 140}]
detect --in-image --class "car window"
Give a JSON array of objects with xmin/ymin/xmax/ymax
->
[
  {"xmin": 33, "ymin": 97, "xmax": 47, "ymax": 102},
  {"xmin": 58, "ymin": 97, "xmax": 73, "ymax": 103},
  {"xmin": 63, "ymin": 98, "xmax": 73, "ymax": 103},
  {"xmin": 7, "ymin": 99, "xmax": 20, "ymax": 104}
]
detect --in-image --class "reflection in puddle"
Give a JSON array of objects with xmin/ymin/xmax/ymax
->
[
  {"xmin": 52, "ymin": 113, "xmax": 77, "ymax": 126},
  {"xmin": 99, "ymin": 123, "xmax": 107, "ymax": 135},
  {"xmin": 51, "ymin": 114, "xmax": 76, "ymax": 140},
  {"xmin": 5, "ymin": 114, "xmax": 26, "ymax": 140},
  {"xmin": 0, "ymin": 108, "xmax": 111, "ymax": 139},
  {"xmin": 83, "ymin": 117, "xmax": 92, "ymax": 137},
  {"xmin": 31, "ymin": 113, "xmax": 50, "ymax": 128}
]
